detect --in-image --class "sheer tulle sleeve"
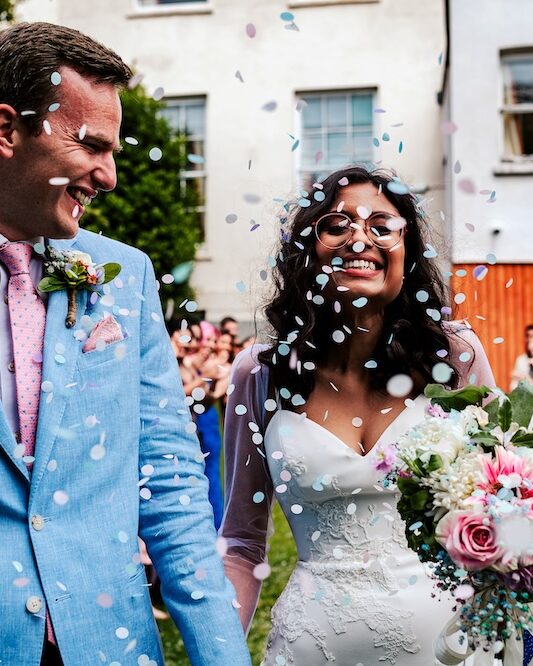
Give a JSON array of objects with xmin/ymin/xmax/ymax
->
[
  {"xmin": 445, "ymin": 321, "xmax": 496, "ymax": 387},
  {"xmin": 220, "ymin": 345, "xmax": 275, "ymax": 633}
]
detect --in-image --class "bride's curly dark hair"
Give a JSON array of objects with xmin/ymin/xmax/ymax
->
[{"xmin": 258, "ymin": 165, "xmax": 460, "ymax": 405}]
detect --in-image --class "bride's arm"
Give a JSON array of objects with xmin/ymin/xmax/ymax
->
[
  {"xmin": 220, "ymin": 346, "xmax": 275, "ymax": 634},
  {"xmin": 446, "ymin": 321, "xmax": 496, "ymax": 387}
]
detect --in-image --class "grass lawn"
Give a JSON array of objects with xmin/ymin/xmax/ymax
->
[{"xmin": 157, "ymin": 502, "xmax": 297, "ymax": 665}]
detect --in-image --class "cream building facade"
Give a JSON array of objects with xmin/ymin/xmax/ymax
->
[{"xmin": 18, "ymin": 0, "xmax": 446, "ymax": 328}]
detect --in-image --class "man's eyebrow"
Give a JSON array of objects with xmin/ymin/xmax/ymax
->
[{"xmin": 83, "ymin": 132, "xmax": 123, "ymax": 153}]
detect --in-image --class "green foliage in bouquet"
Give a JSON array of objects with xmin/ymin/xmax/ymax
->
[{"xmin": 82, "ymin": 83, "xmax": 201, "ymax": 307}]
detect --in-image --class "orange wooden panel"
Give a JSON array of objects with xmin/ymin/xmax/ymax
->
[{"xmin": 451, "ymin": 264, "xmax": 533, "ymax": 390}]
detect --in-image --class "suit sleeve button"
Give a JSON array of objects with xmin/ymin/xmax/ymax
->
[{"xmin": 25, "ymin": 596, "xmax": 43, "ymax": 614}]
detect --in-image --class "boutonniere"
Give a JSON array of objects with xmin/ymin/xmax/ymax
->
[{"xmin": 37, "ymin": 247, "xmax": 121, "ymax": 328}]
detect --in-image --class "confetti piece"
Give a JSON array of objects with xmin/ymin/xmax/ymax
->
[
  {"xmin": 382, "ymin": 132, "xmax": 390, "ymax": 142},
  {"xmin": 235, "ymin": 70, "xmax": 244, "ymax": 82},
  {"xmin": 49, "ymin": 177, "xmax": 70, "ymax": 186},
  {"xmin": 398, "ymin": 141, "xmax": 403, "ymax": 153},
  {"xmin": 246, "ymin": 23, "xmax": 256, "ymax": 38},
  {"xmin": 43, "ymin": 120, "xmax": 52, "ymax": 135},
  {"xmin": 262, "ymin": 101, "xmax": 277, "ymax": 112},
  {"xmin": 149, "ymin": 147, "xmax": 162, "ymax": 161},
  {"xmin": 225, "ymin": 213, "xmax": 238, "ymax": 224},
  {"xmin": 454, "ymin": 160, "xmax": 462, "ymax": 174},
  {"xmin": 506, "ymin": 278, "xmax": 513, "ymax": 288},
  {"xmin": 253, "ymin": 491, "xmax": 265, "ymax": 503},
  {"xmin": 454, "ymin": 293, "xmax": 466, "ymax": 304},
  {"xmin": 365, "ymin": 360, "xmax": 377, "ymax": 369},
  {"xmin": 48, "ymin": 102, "xmax": 60, "ymax": 112},
  {"xmin": 441, "ymin": 123, "xmax": 458, "ymax": 137},
  {"xmin": 486, "ymin": 253, "xmax": 497, "ymax": 265},
  {"xmin": 352, "ymin": 297, "xmax": 368, "ymax": 308},
  {"xmin": 152, "ymin": 86, "xmax": 164, "ymax": 101},
  {"xmin": 115, "ymin": 627, "xmax": 129, "ymax": 639},
  {"xmin": 493, "ymin": 337, "xmax": 504, "ymax": 345},
  {"xmin": 387, "ymin": 180, "xmax": 410, "ymax": 195},
  {"xmin": 415, "ymin": 290, "xmax": 429, "ymax": 302},
  {"xmin": 458, "ymin": 178, "xmax": 475, "ymax": 194},
  {"xmin": 473, "ymin": 265, "xmax": 488, "ymax": 281},
  {"xmin": 432, "ymin": 362, "xmax": 452, "ymax": 382},
  {"xmin": 423, "ymin": 244, "xmax": 437, "ymax": 259},
  {"xmin": 53, "ymin": 490, "xmax": 69, "ymax": 506},
  {"xmin": 387, "ymin": 374, "xmax": 413, "ymax": 398},
  {"xmin": 372, "ymin": 137, "xmax": 380, "ymax": 147},
  {"xmin": 253, "ymin": 562, "xmax": 271, "ymax": 580},
  {"xmin": 280, "ymin": 11, "xmax": 295, "ymax": 21},
  {"xmin": 188, "ymin": 153, "xmax": 205, "ymax": 164},
  {"xmin": 50, "ymin": 71, "xmax": 61, "ymax": 85},
  {"xmin": 235, "ymin": 281, "xmax": 246, "ymax": 293}
]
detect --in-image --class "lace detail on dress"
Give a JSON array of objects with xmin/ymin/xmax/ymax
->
[{"xmin": 264, "ymin": 498, "xmax": 421, "ymax": 664}]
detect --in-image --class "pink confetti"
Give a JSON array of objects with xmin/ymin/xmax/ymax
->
[
  {"xmin": 457, "ymin": 178, "xmax": 475, "ymax": 194},
  {"xmin": 441, "ymin": 121, "xmax": 458, "ymax": 135},
  {"xmin": 246, "ymin": 23, "xmax": 256, "ymax": 38}
]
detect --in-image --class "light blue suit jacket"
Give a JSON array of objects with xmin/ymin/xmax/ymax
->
[{"xmin": 0, "ymin": 229, "xmax": 251, "ymax": 666}]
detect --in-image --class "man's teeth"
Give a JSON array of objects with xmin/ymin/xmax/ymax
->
[
  {"xmin": 70, "ymin": 189, "xmax": 92, "ymax": 206},
  {"xmin": 344, "ymin": 259, "xmax": 378, "ymax": 271}
]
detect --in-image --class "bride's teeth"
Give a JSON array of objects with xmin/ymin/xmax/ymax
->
[{"xmin": 343, "ymin": 259, "xmax": 378, "ymax": 270}]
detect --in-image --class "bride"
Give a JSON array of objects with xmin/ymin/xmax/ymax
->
[{"xmin": 220, "ymin": 165, "xmax": 495, "ymax": 664}]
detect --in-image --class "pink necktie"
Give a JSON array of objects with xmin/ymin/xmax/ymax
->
[
  {"xmin": 0, "ymin": 243, "xmax": 56, "ymax": 645},
  {"xmin": 0, "ymin": 242, "xmax": 45, "ymax": 465}
]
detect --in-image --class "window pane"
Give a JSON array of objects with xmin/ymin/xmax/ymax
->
[
  {"xmin": 353, "ymin": 132, "xmax": 373, "ymax": 161},
  {"xmin": 503, "ymin": 57, "xmax": 533, "ymax": 104},
  {"xmin": 301, "ymin": 133, "xmax": 322, "ymax": 167},
  {"xmin": 326, "ymin": 95, "xmax": 347, "ymax": 128},
  {"xmin": 503, "ymin": 112, "xmax": 533, "ymax": 156},
  {"xmin": 301, "ymin": 97, "xmax": 322, "ymax": 129},
  {"xmin": 185, "ymin": 104, "xmax": 205, "ymax": 136},
  {"xmin": 159, "ymin": 106, "xmax": 182, "ymax": 131},
  {"xmin": 327, "ymin": 132, "xmax": 351, "ymax": 166},
  {"xmin": 352, "ymin": 94, "xmax": 373, "ymax": 127}
]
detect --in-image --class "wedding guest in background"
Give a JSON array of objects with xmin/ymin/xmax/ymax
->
[{"xmin": 510, "ymin": 324, "xmax": 533, "ymax": 390}]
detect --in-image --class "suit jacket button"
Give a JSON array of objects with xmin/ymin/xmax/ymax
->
[
  {"xmin": 7, "ymin": 360, "xmax": 15, "ymax": 373},
  {"xmin": 31, "ymin": 515, "xmax": 45, "ymax": 531},
  {"xmin": 25, "ymin": 596, "xmax": 43, "ymax": 614}
]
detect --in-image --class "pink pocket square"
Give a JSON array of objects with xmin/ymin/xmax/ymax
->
[{"xmin": 82, "ymin": 316, "xmax": 124, "ymax": 352}]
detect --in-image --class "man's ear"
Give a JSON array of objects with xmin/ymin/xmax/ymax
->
[{"xmin": 0, "ymin": 104, "xmax": 18, "ymax": 159}]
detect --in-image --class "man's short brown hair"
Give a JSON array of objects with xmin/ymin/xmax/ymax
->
[{"xmin": 0, "ymin": 22, "xmax": 132, "ymax": 135}]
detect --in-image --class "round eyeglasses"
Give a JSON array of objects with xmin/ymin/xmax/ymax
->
[{"xmin": 314, "ymin": 212, "xmax": 406, "ymax": 250}]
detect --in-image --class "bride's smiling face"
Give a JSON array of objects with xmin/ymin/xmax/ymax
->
[{"xmin": 314, "ymin": 182, "xmax": 406, "ymax": 310}]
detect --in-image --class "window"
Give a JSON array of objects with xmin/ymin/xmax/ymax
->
[
  {"xmin": 160, "ymin": 97, "xmax": 207, "ymax": 238},
  {"xmin": 297, "ymin": 91, "xmax": 374, "ymax": 189},
  {"xmin": 501, "ymin": 53, "xmax": 533, "ymax": 160}
]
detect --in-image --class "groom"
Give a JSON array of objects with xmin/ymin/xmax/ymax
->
[{"xmin": 0, "ymin": 22, "xmax": 250, "ymax": 666}]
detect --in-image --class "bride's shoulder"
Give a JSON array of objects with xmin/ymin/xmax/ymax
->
[
  {"xmin": 231, "ymin": 344, "xmax": 271, "ymax": 381},
  {"xmin": 442, "ymin": 319, "xmax": 484, "ymax": 354}
]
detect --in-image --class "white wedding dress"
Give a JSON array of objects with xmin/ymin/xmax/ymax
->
[{"xmin": 260, "ymin": 397, "xmax": 469, "ymax": 665}]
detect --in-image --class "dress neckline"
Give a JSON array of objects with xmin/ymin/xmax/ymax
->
[{"xmin": 264, "ymin": 394, "xmax": 427, "ymax": 458}]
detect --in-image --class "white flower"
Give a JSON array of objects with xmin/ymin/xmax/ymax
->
[
  {"xmin": 462, "ymin": 405, "xmax": 489, "ymax": 430},
  {"xmin": 426, "ymin": 450, "xmax": 486, "ymax": 512},
  {"xmin": 397, "ymin": 412, "xmax": 469, "ymax": 467},
  {"xmin": 64, "ymin": 250, "xmax": 93, "ymax": 267}
]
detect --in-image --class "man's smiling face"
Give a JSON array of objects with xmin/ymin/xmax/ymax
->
[{"xmin": 1, "ymin": 66, "xmax": 122, "ymax": 240}]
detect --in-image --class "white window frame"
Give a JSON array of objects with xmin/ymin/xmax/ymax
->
[
  {"xmin": 159, "ymin": 96, "xmax": 208, "ymax": 243},
  {"xmin": 498, "ymin": 49, "xmax": 533, "ymax": 169},
  {"xmin": 130, "ymin": 0, "xmax": 212, "ymax": 18},
  {"xmin": 294, "ymin": 89, "xmax": 375, "ymax": 190}
]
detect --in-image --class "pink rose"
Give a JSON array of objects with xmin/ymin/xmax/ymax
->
[{"xmin": 435, "ymin": 510, "xmax": 503, "ymax": 571}]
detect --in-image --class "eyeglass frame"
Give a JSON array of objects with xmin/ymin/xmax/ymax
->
[{"xmin": 313, "ymin": 211, "xmax": 407, "ymax": 251}]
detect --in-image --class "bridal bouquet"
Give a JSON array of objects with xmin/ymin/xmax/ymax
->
[{"xmin": 375, "ymin": 382, "xmax": 533, "ymax": 664}]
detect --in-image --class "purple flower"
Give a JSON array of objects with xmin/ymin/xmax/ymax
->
[
  {"xmin": 499, "ymin": 565, "xmax": 533, "ymax": 594},
  {"xmin": 374, "ymin": 443, "xmax": 398, "ymax": 473},
  {"xmin": 427, "ymin": 403, "xmax": 449, "ymax": 419}
]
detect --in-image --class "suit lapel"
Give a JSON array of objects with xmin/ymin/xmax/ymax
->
[
  {"xmin": 30, "ymin": 237, "xmax": 89, "ymax": 493},
  {"xmin": 0, "ymin": 399, "xmax": 30, "ymax": 481}
]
